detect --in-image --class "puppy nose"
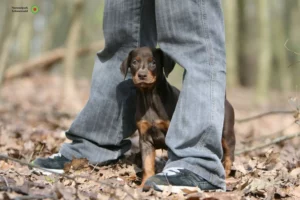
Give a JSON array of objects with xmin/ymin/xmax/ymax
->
[{"xmin": 138, "ymin": 72, "xmax": 147, "ymax": 79}]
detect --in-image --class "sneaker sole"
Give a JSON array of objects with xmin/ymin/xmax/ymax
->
[
  {"xmin": 153, "ymin": 184, "xmax": 202, "ymax": 194},
  {"xmin": 32, "ymin": 168, "xmax": 64, "ymax": 175}
]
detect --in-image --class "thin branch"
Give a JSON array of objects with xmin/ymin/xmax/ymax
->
[
  {"xmin": 245, "ymin": 121, "xmax": 295, "ymax": 143},
  {"xmin": 0, "ymin": 175, "xmax": 9, "ymax": 188},
  {"xmin": 235, "ymin": 110, "xmax": 294, "ymax": 123},
  {"xmin": 4, "ymin": 41, "xmax": 104, "ymax": 80},
  {"xmin": 0, "ymin": 154, "xmax": 137, "ymax": 200},
  {"xmin": 0, "ymin": 3, "xmax": 21, "ymax": 86},
  {"xmin": 0, "ymin": 186, "xmax": 28, "ymax": 195},
  {"xmin": 287, "ymin": 60, "xmax": 300, "ymax": 68},
  {"xmin": 90, "ymin": 163, "xmax": 99, "ymax": 173},
  {"xmin": 235, "ymin": 132, "xmax": 300, "ymax": 155},
  {"xmin": 14, "ymin": 194, "xmax": 57, "ymax": 200},
  {"xmin": 284, "ymin": 39, "xmax": 300, "ymax": 56}
]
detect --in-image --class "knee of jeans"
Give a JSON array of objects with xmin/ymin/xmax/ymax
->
[{"xmin": 97, "ymin": 45, "xmax": 136, "ymax": 64}]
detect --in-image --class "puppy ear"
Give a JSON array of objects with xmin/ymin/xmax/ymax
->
[
  {"xmin": 156, "ymin": 49, "xmax": 175, "ymax": 78},
  {"xmin": 120, "ymin": 50, "xmax": 133, "ymax": 80}
]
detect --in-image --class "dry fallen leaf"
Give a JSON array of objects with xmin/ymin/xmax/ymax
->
[
  {"xmin": 0, "ymin": 161, "xmax": 13, "ymax": 170},
  {"xmin": 70, "ymin": 158, "xmax": 89, "ymax": 170},
  {"xmin": 225, "ymin": 177, "xmax": 240, "ymax": 191},
  {"xmin": 292, "ymin": 185, "xmax": 300, "ymax": 198},
  {"xmin": 54, "ymin": 183, "xmax": 76, "ymax": 200},
  {"xmin": 63, "ymin": 157, "xmax": 89, "ymax": 173},
  {"xmin": 233, "ymin": 161, "xmax": 248, "ymax": 175},
  {"xmin": 289, "ymin": 167, "xmax": 300, "ymax": 178},
  {"xmin": 2, "ymin": 193, "xmax": 11, "ymax": 200}
]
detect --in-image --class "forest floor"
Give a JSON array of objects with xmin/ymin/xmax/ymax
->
[{"xmin": 1, "ymin": 74, "xmax": 300, "ymax": 200}]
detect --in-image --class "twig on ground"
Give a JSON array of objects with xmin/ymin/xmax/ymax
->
[
  {"xmin": 90, "ymin": 163, "xmax": 99, "ymax": 173},
  {"xmin": 235, "ymin": 110, "xmax": 294, "ymax": 123},
  {"xmin": 14, "ymin": 193, "xmax": 57, "ymax": 200},
  {"xmin": 0, "ymin": 186, "xmax": 28, "ymax": 195},
  {"xmin": 235, "ymin": 132, "xmax": 300, "ymax": 155},
  {"xmin": 0, "ymin": 154, "xmax": 137, "ymax": 200},
  {"xmin": 1, "ymin": 175, "xmax": 9, "ymax": 188},
  {"xmin": 27, "ymin": 143, "xmax": 44, "ymax": 164}
]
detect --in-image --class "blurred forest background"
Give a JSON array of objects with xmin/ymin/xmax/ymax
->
[{"xmin": 0, "ymin": 0, "xmax": 300, "ymax": 106}]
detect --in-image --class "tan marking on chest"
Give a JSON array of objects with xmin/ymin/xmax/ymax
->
[
  {"xmin": 154, "ymin": 120, "xmax": 170, "ymax": 132},
  {"xmin": 136, "ymin": 120, "xmax": 152, "ymax": 135}
]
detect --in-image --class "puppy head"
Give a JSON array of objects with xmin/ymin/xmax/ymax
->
[{"xmin": 120, "ymin": 47, "xmax": 175, "ymax": 89}]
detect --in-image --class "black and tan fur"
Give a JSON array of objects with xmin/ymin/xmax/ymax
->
[{"xmin": 120, "ymin": 47, "xmax": 235, "ymax": 186}]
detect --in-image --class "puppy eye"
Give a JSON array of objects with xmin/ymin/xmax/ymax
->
[
  {"xmin": 132, "ymin": 60, "xmax": 137, "ymax": 65},
  {"xmin": 152, "ymin": 60, "xmax": 156, "ymax": 65}
]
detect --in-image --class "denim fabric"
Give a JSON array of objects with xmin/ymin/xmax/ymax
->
[{"xmin": 60, "ymin": 0, "xmax": 226, "ymax": 190}]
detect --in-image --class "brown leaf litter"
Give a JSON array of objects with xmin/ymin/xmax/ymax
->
[{"xmin": 1, "ymin": 75, "xmax": 300, "ymax": 199}]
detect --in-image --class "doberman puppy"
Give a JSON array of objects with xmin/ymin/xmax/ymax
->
[{"xmin": 120, "ymin": 47, "xmax": 235, "ymax": 186}]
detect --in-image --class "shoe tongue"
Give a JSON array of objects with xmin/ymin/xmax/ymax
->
[{"xmin": 163, "ymin": 167, "xmax": 185, "ymax": 176}]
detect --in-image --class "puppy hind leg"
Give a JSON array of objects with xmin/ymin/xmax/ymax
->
[{"xmin": 222, "ymin": 138, "xmax": 232, "ymax": 178}]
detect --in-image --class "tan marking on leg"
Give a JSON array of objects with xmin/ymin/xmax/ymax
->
[
  {"xmin": 222, "ymin": 138, "xmax": 232, "ymax": 178},
  {"xmin": 137, "ymin": 120, "xmax": 151, "ymax": 135},
  {"xmin": 140, "ymin": 148, "xmax": 156, "ymax": 187}
]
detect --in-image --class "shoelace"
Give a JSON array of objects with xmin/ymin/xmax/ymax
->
[
  {"xmin": 49, "ymin": 153, "xmax": 62, "ymax": 159},
  {"xmin": 162, "ymin": 168, "xmax": 184, "ymax": 185},
  {"xmin": 162, "ymin": 168, "xmax": 198, "ymax": 188},
  {"xmin": 162, "ymin": 168, "xmax": 184, "ymax": 176}
]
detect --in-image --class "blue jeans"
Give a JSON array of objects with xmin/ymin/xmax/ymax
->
[{"xmin": 60, "ymin": 0, "xmax": 226, "ymax": 190}]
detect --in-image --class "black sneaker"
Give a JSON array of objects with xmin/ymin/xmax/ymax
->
[
  {"xmin": 143, "ymin": 168, "xmax": 221, "ymax": 193},
  {"xmin": 32, "ymin": 153, "xmax": 71, "ymax": 175}
]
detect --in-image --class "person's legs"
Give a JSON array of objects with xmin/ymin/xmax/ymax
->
[
  {"xmin": 34, "ymin": 0, "xmax": 157, "ymax": 169},
  {"xmin": 146, "ymin": 0, "xmax": 226, "ymax": 190}
]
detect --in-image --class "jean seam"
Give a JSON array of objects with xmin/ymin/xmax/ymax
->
[
  {"xmin": 195, "ymin": 0, "xmax": 214, "ymax": 147},
  {"xmin": 117, "ymin": 1, "xmax": 142, "ymax": 142},
  {"xmin": 137, "ymin": 0, "xmax": 143, "ymax": 47},
  {"xmin": 203, "ymin": 0, "xmax": 213, "ymax": 125}
]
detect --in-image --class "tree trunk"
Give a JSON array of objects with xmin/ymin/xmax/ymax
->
[
  {"xmin": 272, "ymin": 0, "xmax": 291, "ymax": 92},
  {"xmin": 42, "ymin": 0, "xmax": 64, "ymax": 52},
  {"xmin": 237, "ymin": 0, "xmax": 254, "ymax": 87},
  {"xmin": 18, "ymin": 0, "xmax": 35, "ymax": 61},
  {"xmin": 288, "ymin": 1, "xmax": 300, "ymax": 87},
  {"xmin": 0, "ymin": 2, "xmax": 12, "ymax": 51},
  {"xmin": 255, "ymin": 0, "xmax": 272, "ymax": 103},
  {"xmin": 62, "ymin": 0, "xmax": 84, "ymax": 112},
  {"xmin": 224, "ymin": 0, "xmax": 239, "ymax": 88},
  {"xmin": 0, "ymin": 0, "xmax": 20, "ymax": 87}
]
